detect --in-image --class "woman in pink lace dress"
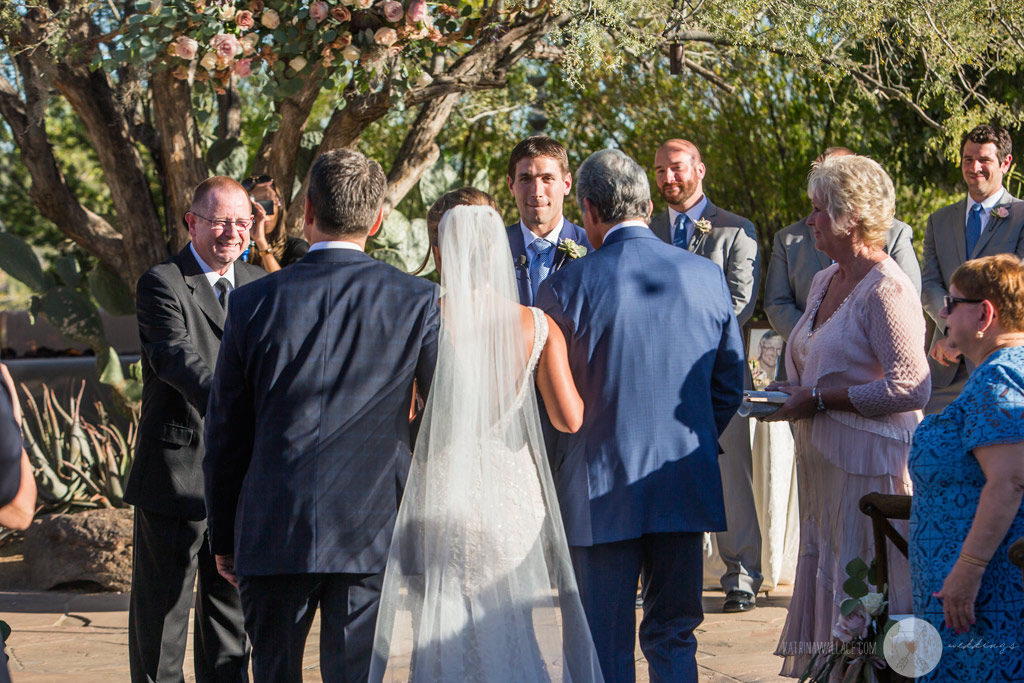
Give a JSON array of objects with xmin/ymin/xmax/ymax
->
[{"xmin": 765, "ymin": 155, "xmax": 930, "ymax": 677}]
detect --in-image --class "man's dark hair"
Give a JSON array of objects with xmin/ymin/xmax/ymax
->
[
  {"xmin": 507, "ymin": 136, "xmax": 570, "ymax": 179},
  {"xmin": 960, "ymin": 124, "xmax": 1012, "ymax": 160},
  {"xmin": 307, "ymin": 149, "xmax": 386, "ymax": 237}
]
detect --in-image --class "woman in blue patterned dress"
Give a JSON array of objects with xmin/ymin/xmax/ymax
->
[{"xmin": 910, "ymin": 254, "xmax": 1024, "ymax": 680}]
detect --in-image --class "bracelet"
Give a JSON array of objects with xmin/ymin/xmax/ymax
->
[
  {"xmin": 812, "ymin": 386, "xmax": 826, "ymax": 412},
  {"xmin": 959, "ymin": 551, "xmax": 989, "ymax": 568}
]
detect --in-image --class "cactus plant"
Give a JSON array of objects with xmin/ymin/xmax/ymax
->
[
  {"xmin": 19, "ymin": 382, "xmax": 137, "ymax": 512},
  {"xmin": 0, "ymin": 233, "xmax": 141, "ymax": 411}
]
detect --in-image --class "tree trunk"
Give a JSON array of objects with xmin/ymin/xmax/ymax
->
[{"xmin": 151, "ymin": 68, "xmax": 209, "ymax": 253}]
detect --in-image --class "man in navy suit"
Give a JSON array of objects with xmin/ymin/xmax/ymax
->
[
  {"xmin": 203, "ymin": 150, "xmax": 440, "ymax": 683},
  {"xmin": 537, "ymin": 149, "xmax": 744, "ymax": 682},
  {"xmin": 505, "ymin": 136, "xmax": 592, "ymax": 305}
]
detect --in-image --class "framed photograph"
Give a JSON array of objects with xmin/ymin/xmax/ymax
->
[{"xmin": 747, "ymin": 324, "xmax": 785, "ymax": 390}]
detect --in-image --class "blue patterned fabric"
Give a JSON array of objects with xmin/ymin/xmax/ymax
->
[{"xmin": 909, "ymin": 345, "xmax": 1024, "ymax": 681}]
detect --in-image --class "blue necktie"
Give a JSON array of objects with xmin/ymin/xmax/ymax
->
[
  {"xmin": 529, "ymin": 238, "xmax": 554, "ymax": 302},
  {"xmin": 966, "ymin": 203, "xmax": 984, "ymax": 258},
  {"xmin": 672, "ymin": 213, "xmax": 691, "ymax": 249}
]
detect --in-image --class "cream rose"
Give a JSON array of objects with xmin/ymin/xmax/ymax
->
[
  {"xmin": 240, "ymin": 33, "xmax": 260, "ymax": 56},
  {"xmin": 309, "ymin": 1, "xmax": 329, "ymax": 22},
  {"xmin": 199, "ymin": 51, "xmax": 218, "ymax": 70},
  {"xmin": 260, "ymin": 8, "xmax": 281, "ymax": 28},
  {"xmin": 235, "ymin": 9, "xmax": 255, "ymax": 30},
  {"xmin": 341, "ymin": 45, "xmax": 361, "ymax": 61},
  {"xmin": 172, "ymin": 35, "xmax": 199, "ymax": 60},
  {"xmin": 289, "ymin": 55, "xmax": 308, "ymax": 72},
  {"xmin": 373, "ymin": 27, "xmax": 398, "ymax": 46}
]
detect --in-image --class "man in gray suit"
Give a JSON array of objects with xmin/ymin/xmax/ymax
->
[
  {"xmin": 765, "ymin": 147, "xmax": 922, "ymax": 341},
  {"xmin": 651, "ymin": 138, "xmax": 761, "ymax": 612},
  {"xmin": 922, "ymin": 124, "xmax": 1024, "ymax": 412}
]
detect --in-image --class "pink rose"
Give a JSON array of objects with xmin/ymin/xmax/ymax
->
[
  {"xmin": 309, "ymin": 1, "xmax": 329, "ymax": 22},
  {"xmin": 373, "ymin": 27, "xmax": 398, "ymax": 45},
  {"xmin": 405, "ymin": 0, "xmax": 427, "ymax": 23},
  {"xmin": 832, "ymin": 605, "xmax": 870, "ymax": 643},
  {"xmin": 235, "ymin": 9, "xmax": 255, "ymax": 29},
  {"xmin": 171, "ymin": 35, "xmax": 199, "ymax": 60},
  {"xmin": 331, "ymin": 5, "xmax": 351, "ymax": 21},
  {"xmin": 379, "ymin": 0, "xmax": 403, "ymax": 22},
  {"xmin": 210, "ymin": 33, "xmax": 242, "ymax": 59},
  {"xmin": 233, "ymin": 58, "xmax": 253, "ymax": 77},
  {"xmin": 260, "ymin": 8, "xmax": 281, "ymax": 28}
]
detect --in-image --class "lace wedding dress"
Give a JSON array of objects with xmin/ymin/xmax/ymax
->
[{"xmin": 370, "ymin": 206, "xmax": 603, "ymax": 683}]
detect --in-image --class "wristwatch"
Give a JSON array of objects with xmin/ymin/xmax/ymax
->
[{"xmin": 812, "ymin": 386, "xmax": 826, "ymax": 411}]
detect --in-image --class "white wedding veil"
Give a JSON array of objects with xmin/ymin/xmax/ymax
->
[{"xmin": 370, "ymin": 205, "xmax": 603, "ymax": 682}]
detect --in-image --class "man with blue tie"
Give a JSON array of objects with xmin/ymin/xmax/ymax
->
[
  {"xmin": 505, "ymin": 136, "xmax": 592, "ymax": 305},
  {"xmin": 538, "ymin": 148, "xmax": 744, "ymax": 682},
  {"xmin": 922, "ymin": 124, "xmax": 1024, "ymax": 412},
  {"xmin": 650, "ymin": 139, "xmax": 762, "ymax": 614}
]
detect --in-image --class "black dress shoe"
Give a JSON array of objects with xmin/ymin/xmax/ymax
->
[{"xmin": 722, "ymin": 590, "xmax": 756, "ymax": 613}]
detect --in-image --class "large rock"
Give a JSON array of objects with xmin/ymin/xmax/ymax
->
[{"xmin": 23, "ymin": 508, "xmax": 133, "ymax": 592}]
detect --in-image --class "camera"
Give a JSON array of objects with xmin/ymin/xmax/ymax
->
[{"xmin": 251, "ymin": 198, "xmax": 275, "ymax": 216}]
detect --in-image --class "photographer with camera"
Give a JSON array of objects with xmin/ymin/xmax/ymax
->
[{"xmin": 243, "ymin": 175, "xmax": 309, "ymax": 272}]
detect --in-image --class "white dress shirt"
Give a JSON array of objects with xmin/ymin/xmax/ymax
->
[
  {"xmin": 603, "ymin": 219, "xmax": 649, "ymax": 241},
  {"xmin": 189, "ymin": 243, "xmax": 235, "ymax": 288},
  {"xmin": 308, "ymin": 240, "xmax": 364, "ymax": 253}
]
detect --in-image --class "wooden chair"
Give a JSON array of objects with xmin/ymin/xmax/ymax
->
[{"xmin": 858, "ymin": 493, "xmax": 912, "ymax": 595}]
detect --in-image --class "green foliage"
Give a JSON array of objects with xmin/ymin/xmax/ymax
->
[
  {"xmin": 370, "ymin": 208, "xmax": 431, "ymax": 274},
  {"xmin": 20, "ymin": 382, "xmax": 138, "ymax": 512}
]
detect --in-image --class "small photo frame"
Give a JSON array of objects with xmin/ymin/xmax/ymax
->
[{"xmin": 747, "ymin": 324, "xmax": 785, "ymax": 390}]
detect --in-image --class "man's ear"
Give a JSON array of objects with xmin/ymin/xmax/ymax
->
[
  {"xmin": 304, "ymin": 196, "xmax": 315, "ymax": 229},
  {"xmin": 368, "ymin": 207, "xmax": 384, "ymax": 237}
]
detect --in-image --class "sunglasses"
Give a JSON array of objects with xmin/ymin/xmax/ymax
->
[
  {"xmin": 944, "ymin": 295, "xmax": 984, "ymax": 312},
  {"xmin": 242, "ymin": 174, "xmax": 274, "ymax": 191}
]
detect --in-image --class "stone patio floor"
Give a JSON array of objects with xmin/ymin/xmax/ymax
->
[{"xmin": 0, "ymin": 585, "xmax": 792, "ymax": 682}]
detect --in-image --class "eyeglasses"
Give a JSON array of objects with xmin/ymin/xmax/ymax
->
[
  {"xmin": 242, "ymin": 175, "xmax": 273, "ymax": 191},
  {"xmin": 944, "ymin": 295, "xmax": 984, "ymax": 312},
  {"xmin": 190, "ymin": 212, "xmax": 253, "ymax": 231}
]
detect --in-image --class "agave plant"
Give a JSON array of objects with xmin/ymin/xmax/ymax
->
[{"xmin": 19, "ymin": 381, "xmax": 137, "ymax": 512}]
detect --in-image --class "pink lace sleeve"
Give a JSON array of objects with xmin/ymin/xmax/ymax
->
[{"xmin": 847, "ymin": 275, "xmax": 931, "ymax": 417}]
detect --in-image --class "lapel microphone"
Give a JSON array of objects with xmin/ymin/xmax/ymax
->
[{"xmin": 516, "ymin": 255, "xmax": 528, "ymax": 269}]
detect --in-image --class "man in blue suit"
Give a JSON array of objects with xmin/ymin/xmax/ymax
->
[
  {"xmin": 203, "ymin": 150, "xmax": 440, "ymax": 683},
  {"xmin": 505, "ymin": 136, "xmax": 592, "ymax": 305},
  {"xmin": 537, "ymin": 149, "xmax": 744, "ymax": 682}
]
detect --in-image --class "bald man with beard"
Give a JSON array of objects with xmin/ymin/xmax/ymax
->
[{"xmin": 650, "ymin": 139, "xmax": 762, "ymax": 613}]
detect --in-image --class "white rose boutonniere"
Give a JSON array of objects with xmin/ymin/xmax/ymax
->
[
  {"xmin": 558, "ymin": 239, "xmax": 587, "ymax": 260},
  {"xmin": 695, "ymin": 218, "xmax": 712, "ymax": 235},
  {"xmin": 991, "ymin": 206, "xmax": 1009, "ymax": 219}
]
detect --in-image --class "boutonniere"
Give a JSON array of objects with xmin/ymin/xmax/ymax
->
[
  {"xmin": 991, "ymin": 206, "xmax": 1009, "ymax": 219},
  {"xmin": 557, "ymin": 238, "xmax": 587, "ymax": 260},
  {"xmin": 695, "ymin": 218, "xmax": 713, "ymax": 235}
]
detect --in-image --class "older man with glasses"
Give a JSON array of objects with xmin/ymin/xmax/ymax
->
[{"xmin": 124, "ymin": 176, "xmax": 266, "ymax": 683}]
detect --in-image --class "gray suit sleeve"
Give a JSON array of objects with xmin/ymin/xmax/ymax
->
[
  {"xmin": 763, "ymin": 231, "xmax": 802, "ymax": 340},
  {"xmin": 136, "ymin": 269, "xmax": 214, "ymax": 416},
  {"xmin": 920, "ymin": 214, "xmax": 946, "ymax": 326},
  {"xmin": 887, "ymin": 222, "xmax": 922, "ymax": 295},
  {"xmin": 727, "ymin": 221, "xmax": 760, "ymax": 326}
]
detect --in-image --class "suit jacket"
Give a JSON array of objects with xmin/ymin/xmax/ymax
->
[
  {"xmin": 203, "ymin": 248, "xmax": 440, "ymax": 576},
  {"xmin": 922, "ymin": 192, "xmax": 1024, "ymax": 387},
  {"xmin": 650, "ymin": 201, "xmax": 760, "ymax": 326},
  {"xmin": 125, "ymin": 246, "xmax": 266, "ymax": 520},
  {"xmin": 506, "ymin": 219, "xmax": 592, "ymax": 305},
  {"xmin": 536, "ymin": 226, "xmax": 744, "ymax": 546},
  {"xmin": 764, "ymin": 218, "xmax": 921, "ymax": 340}
]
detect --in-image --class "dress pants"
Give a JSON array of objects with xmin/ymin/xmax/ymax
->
[
  {"xmin": 715, "ymin": 411, "xmax": 764, "ymax": 595},
  {"xmin": 237, "ymin": 572, "xmax": 382, "ymax": 683},
  {"xmin": 570, "ymin": 532, "xmax": 703, "ymax": 683},
  {"xmin": 128, "ymin": 507, "xmax": 249, "ymax": 683}
]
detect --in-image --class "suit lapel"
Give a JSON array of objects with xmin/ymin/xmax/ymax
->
[
  {"xmin": 650, "ymin": 211, "xmax": 672, "ymax": 244},
  {"xmin": 506, "ymin": 223, "xmax": 531, "ymax": 305},
  {"xmin": 179, "ymin": 247, "xmax": 226, "ymax": 332},
  {"xmin": 972, "ymin": 193, "xmax": 1014, "ymax": 258},
  {"xmin": 690, "ymin": 200, "xmax": 718, "ymax": 252},
  {"xmin": 947, "ymin": 198, "xmax": 968, "ymax": 265}
]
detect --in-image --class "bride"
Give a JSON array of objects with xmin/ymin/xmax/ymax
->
[{"xmin": 370, "ymin": 191, "xmax": 603, "ymax": 682}]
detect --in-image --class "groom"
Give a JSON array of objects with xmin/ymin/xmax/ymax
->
[
  {"xmin": 203, "ymin": 149, "xmax": 440, "ymax": 682},
  {"xmin": 537, "ymin": 149, "xmax": 744, "ymax": 682}
]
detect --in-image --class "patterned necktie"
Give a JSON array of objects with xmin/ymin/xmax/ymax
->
[
  {"xmin": 965, "ymin": 203, "xmax": 984, "ymax": 258},
  {"xmin": 529, "ymin": 238, "xmax": 554, "ymax": 303},
  {"xmin": 672, "ymin": 213, "xmax": 692, "ymax": 249},
  {"xmin": 214, "ymin": 277, "xmax": 232, "ymax": 310}
]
